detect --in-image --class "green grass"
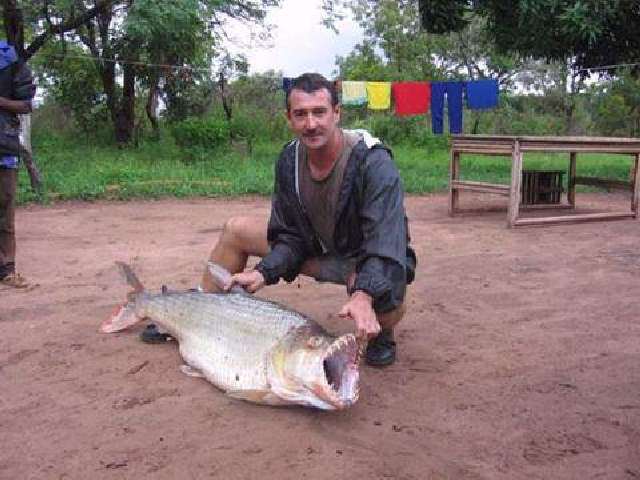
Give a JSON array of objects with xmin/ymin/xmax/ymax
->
[{"xmin": 17, "ymin": 135, "xmax": 636, "ymax": 205}]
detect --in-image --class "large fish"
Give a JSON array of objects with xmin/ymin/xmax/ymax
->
[{"xmin": 100, "ymin": 262, "xmax": 360, "ymax": 410}]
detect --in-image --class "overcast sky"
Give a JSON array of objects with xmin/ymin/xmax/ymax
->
[{"xmin": 226, "ymin": 0, "xmax": 364, "ymax": 78}]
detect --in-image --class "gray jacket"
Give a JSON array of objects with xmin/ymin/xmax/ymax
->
[{"xmin": 256, "ymin": 132, "xmax": 416, "ymax": 313}]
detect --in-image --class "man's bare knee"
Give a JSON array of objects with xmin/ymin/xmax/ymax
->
[
  {"xmin": 222, "ymin": 216, "xmax": 249, "ymax": 242},
  {"xmin": 218, "ymin": 216, "xmax": 269, "ymax": 258}
]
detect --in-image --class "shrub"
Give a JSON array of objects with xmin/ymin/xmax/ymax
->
[{"xmin": 170, "ymin": 117, "xmax": 230, "ymax": 150}]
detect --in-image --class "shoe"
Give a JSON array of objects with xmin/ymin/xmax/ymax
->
[
  {"xmin": 0, "ymin": 272, "xmax": 29, "ymax": 289},
  {"xmin": 140, "ymin": 324, "xmax": 174, "ymax": 344},
  {"xmin": 366, "ymin": 329, "xmax": 396, "ymax": 367}
]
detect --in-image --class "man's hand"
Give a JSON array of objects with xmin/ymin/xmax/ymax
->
[
  {"xmin": 339, "ymin": 290, "xmax": 380, "ymax": 341},
  {"xmin": 226, "ymin": 269, "xmax": 265, "ymax": 293}
]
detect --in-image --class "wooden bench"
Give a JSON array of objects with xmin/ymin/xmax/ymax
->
[{"xmin": 449, "ymin": 135, "xmax": 640, "ymax": 227}]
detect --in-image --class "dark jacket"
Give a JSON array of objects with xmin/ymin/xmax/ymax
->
[
  {"xmin": 256, "ymin": 133, "xmax": 416, "ymax": 313},
  {"xmin": 0, "ymin": 42, "xmax": 35, "ymax": 157}
]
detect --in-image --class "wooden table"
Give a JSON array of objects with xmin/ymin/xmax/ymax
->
[{"xmin": 449, "ymin": 135, "xmax": 640, "ymax": 227}]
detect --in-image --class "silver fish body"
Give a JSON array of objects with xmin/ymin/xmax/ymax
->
[{"xmin": 103, "ymin": 273, "xmax": 360, "ymax": 410}]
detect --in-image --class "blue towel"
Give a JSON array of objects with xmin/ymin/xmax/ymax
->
[
  {"xmin": 431, "ymin": 81, "xmax": 464, "ymax": 134},
  {"xmin": 0, "ymin": 40, "xmax": 17, "ymax": 71},
  {"xmin": 466, "ymin": 79, "xmax": 499, "ymax": 109}
]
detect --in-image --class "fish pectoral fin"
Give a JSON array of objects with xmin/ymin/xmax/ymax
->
[
  {"xmin": 179, "ymin": 364, "xmax": 205, "ymax": 378},
  {"xmin": 226, "ymin": 389, "xmax": 282, "ymax": 405}
]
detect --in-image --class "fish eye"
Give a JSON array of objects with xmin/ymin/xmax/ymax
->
[{"xmin": 306, "ymin": 336, "xmax": 323, "ymax": 348}]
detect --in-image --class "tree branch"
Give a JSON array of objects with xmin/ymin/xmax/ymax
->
[{"xmin": 24, "ymin": 0, "xmax": 118, "ymax": 60}]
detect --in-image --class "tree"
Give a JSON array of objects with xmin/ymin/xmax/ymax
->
[
  {"xmin": 3, "ymin": 0, "xmax": 280, "ymax": 144},
  {"xmin": 342, "ymin": 0, "xmax": 440, "ymax": 80},
  {"xmin": 338, "ymin": 0, "xmax": 525, "ymax": 85},
  {"xmin": 592, "ymin": 71, "xmax": 640, "ymax": 137},
  {"xmin": 418, "ymin": 0, "xmax": 640, "ymax": 75}
]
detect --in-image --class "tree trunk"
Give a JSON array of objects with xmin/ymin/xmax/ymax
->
[
  {"xmin": 18, "ymin": 114, "xmax": 42, "ymax": 194},
  {"xmin": 146, "ymin": 69, "xmax": 160, "ymax": 140},
  {"xmin": 219, "ymin": 71, "xmax": 232, "ymax": 122},
  {"xmin": 113, "ymin": 62, "xmax": 136, "ymax": 145}
]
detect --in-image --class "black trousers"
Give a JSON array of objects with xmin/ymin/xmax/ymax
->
[{"xmin": 0, "ymin": 167, "xmax": 16, "ymax": 275}]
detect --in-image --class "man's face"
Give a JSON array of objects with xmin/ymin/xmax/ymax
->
[{"xmin": 287, "ymin": 88, "xmax": 340, "ymax": 150}]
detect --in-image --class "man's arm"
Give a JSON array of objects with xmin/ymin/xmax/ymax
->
[
  {"xmin": 255, "ymin": 146, "xmax": 311, "ymax": 285},
  {"xmin": 0, "ymin": 97, "xmax": 31, "ymax": 114},
  {"xmin": 352, "ymin": 147, "xmax": 409, "ymax": 312}
]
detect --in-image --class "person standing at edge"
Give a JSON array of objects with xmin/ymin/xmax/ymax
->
[
  {"xmin": 200, "ymin": 73, "xmax": 416, "ymax": 367},
  {"xmin": 0, "ymin": 40, "xmax": 35, "ymax": 289}
]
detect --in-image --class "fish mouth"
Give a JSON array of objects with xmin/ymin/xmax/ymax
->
[{"xmin": 321, "ymin": 334, "xmax": 360, "ymax": 408}]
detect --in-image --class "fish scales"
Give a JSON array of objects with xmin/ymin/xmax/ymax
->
[
  {"xmin": 136, "ymin": 292, "xmax": 307, "ymax": 392},
  {"xmin": 103, "ymin": 262, "xmax": 361, "ymax": 410}
]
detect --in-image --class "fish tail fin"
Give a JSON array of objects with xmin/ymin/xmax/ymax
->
[
  {"xmin": 100, "ymin": 262, "xmax": 146, "ymax": 333},
  {"xmin": 100, "ymin": 302, "xmax": 142, "ymax": 333},
  {"xmin": 115, "ymin": 261, "xmax": 145, "ymax": 294}
]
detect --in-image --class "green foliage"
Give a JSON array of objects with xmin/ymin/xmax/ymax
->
[
  {"xmin": 591, "ymin": 72, "xmax": 640, "ymax": 137},
  {"xmin": 345, "ymin": 114, "xmax": 436, "ymax": 147},
  {"xmin": 17, "ymin": 132, "xmax": 634, "ymax": 204},
  {"xmin": 31, "ymin": 43, "xmax": 107, "ymax": 132},
  {"xmin": 170, "ymin": 116, "xmax": 230, "ymax": 151},
  {"xmin": 417, "ymin": 0, "xmax": 469, "ymax": 34},
  {"xmin": 163, "ymin": 77, "xmax": 217, "ymax": 122},
  {"xmin": 339, "ymin": 0, "xmax": 440, "ymax": 81},
  {"xmin": 419, "ymin": 1, "xmax": 640, "ymax": 74},
  {"xmin": 335, "ymin": 42, "xmax": 392, "ymax": 81}
]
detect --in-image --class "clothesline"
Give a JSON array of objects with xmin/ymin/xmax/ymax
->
[
  {"xmin": 284, "ymin": 78, "xmax": 500, "ymax": 134},
  {"xmin": 33, "ymin": 51, "xmax": 640, "ymax": 76},
  {"xmin": 577, "ymin": 62, "xmax": 640, "ymax": 72}
]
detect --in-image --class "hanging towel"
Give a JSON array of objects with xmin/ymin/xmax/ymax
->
[
  {"xmin": 341, "ymin": 81, "xmax": 367, "ymax": 106},
  {"xmin": 366, "ymin": 81, "xmax": 391, "ymax": 110},
  {"xmin": 392, "ymin": 81, "xmax": 431, "ymax": 116},
  {"xmin": 431, "ymin": 81, "xmax": 464, "ymax": 134},
  {"xmin": 282, "ymin": 77, "xmax": 294, "ymax": 93},
  {"xmin": 466, "ymin": 79, "xmax": 499, "ymax": 109}
]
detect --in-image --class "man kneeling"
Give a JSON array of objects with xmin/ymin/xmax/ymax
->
[{"xmin": 202, "ymin": 73, "xmax": 416, "ymax": 367}]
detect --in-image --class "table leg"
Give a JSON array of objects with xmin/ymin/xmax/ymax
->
[
  {"xmin": 449, "ymin": 150, "xmax": 460, "ymax": 215},
  {"xmin": 632, "ymin": 153, "xmax": 640, "ymax": 216},
  {"xmin": 508, "ymin": 140, "xmax": 522, "ymax": 228},
  {"xmin": 568, "ymin": 152, "xmax": 576, "ymax": 207}
]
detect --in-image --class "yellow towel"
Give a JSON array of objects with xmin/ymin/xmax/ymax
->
[{"xmin": 366, "ymin": 82, "xmax": 391, "ymax": 110}]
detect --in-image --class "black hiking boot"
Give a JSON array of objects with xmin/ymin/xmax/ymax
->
[
  {"xmin": 140, "ymin": 324, "xmax": 174, "ymax": 344},
  {"xmin": 366, "ymin": 329, "xmax": 396, "ymax": 367}
]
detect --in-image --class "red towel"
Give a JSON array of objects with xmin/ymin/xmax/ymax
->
[{"xmin": 392, "ymin": 81, "xmax": 431, "ymax": 116}]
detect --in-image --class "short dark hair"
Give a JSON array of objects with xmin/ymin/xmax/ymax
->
[{"xmin": 286, "ymin": 73, "xmax": 339, "ymax": 110}]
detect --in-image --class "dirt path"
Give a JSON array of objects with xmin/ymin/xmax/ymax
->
[{"xmin": 2, "ymin": 194, "xmax": 639, "ymax": 479}]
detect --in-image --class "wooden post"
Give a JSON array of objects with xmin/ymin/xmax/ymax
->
[
  {"xmin": 632, "ymin": 153, "xmax": 640, "ymax": 217},
  {"xmin": 508, "ymin": 139, "xmax": 522, "ymax": 227},
  {"xmin": 568, "ymin": 152, "xmax": 576, "ymax": 207},
  {"xmin": 449, "ymin": 150, "xmax": 460, "ymax": 215},
  {"xmin": 19, "ymin": 113, "xmax": 42, "ymax": 194}
]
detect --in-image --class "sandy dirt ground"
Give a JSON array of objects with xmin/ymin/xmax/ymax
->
[{"xmin": 2, "ymin": 193, "xmax": 640, "ymax": 480}]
